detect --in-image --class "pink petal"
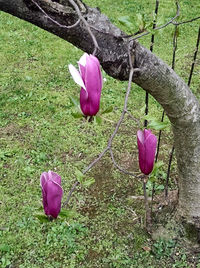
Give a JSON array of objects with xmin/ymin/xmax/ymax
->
[
  {"xmin": 48, "ymin": 170, "xmax": 61, "ymax": 185},
  {"xmin": 89, "ymin": 55, "xmax": 103, "ymax": 92},
  {"xmin": 40, "ymin": 171, "xmax": 63, "ymax": 218},
  {"xmin": 137, "ymin": 133, "xmax": 146, "ymax": 174},
  {"xmin": 40, "ymin": 172, "xmax": 49, "ymax": 215},
  {"xmin": 137, "ymin": 130, "xmax": 144, "ymax": 144},
  {"xmin": 46, "ymin": 180, "xmax": 63, "ymax": 218},
  {"xmin": 144, "ymin": 132, "xmax": 157, "ymax": 173},
  {"xmin": 80, "ymin": 88, "xmax": 90, "ymax": 114},
  {"xmin": 144, "ymin": 129, "xmax": 152, "ymax": 139}
]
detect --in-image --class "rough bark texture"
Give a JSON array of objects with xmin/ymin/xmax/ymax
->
[{"xmin": 0, "ymin": 0, "xmax": 200, "ymax": 228}]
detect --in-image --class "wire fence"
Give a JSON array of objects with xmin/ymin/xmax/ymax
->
[{"xmin": 144, "ymin": 0, "xmax": 200, "ymax": 200}]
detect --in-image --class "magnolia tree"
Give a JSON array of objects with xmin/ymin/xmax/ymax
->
[{"xmin": 0, "ymin": 0, "xmax": 200, "ymax": 231}]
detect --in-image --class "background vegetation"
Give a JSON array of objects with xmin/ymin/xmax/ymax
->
[{"xmin": 0, "ymin": 0, "xmax": 199, "ymax": 267}]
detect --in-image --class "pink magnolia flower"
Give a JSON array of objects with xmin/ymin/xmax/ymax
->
[
  {"xmin": 40, "ymin": 171, "xmax": 63, "ymax": 219},
  {"xmin": 68, "ymin": 53, "xmax": 103, "ymax": 116},
  {"xmin": 137, "ymin": 129, "xmax": 157, "ymax": 175}
]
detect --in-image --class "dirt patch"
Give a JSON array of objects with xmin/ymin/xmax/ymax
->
[
  {"xmin": 78, "ymin": 151, "xmax": 140, "ymax": 219},
  {"xmin": 0, "ymin": 123, "xmax": 32, "ymax": 142}
]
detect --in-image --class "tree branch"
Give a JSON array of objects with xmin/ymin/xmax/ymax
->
[
  {"xmin": 31, "ymin": 0, "xmax": 80, "ymax": 28},
  {"xmin": 67, "ymin": 0, "xmax": 99, "ymax": 54},
  {"xmin": 172, "ymin": 16, "xmax": 200, "ymax": 26}
]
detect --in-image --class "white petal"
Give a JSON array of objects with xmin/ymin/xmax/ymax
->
[
  {"xmin": 68, "ymin": 64, "xmax": 86, "ymax": 90},
  {"xmin": 78, "ymin": 53, "xmax": 88, "ymax": 67}
]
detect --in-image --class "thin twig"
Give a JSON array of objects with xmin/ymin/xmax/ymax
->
[
  {"xmin": 110, "ymin": 148, "xmax": 136, "ymax": 177},
  {"xmin": 130, "ymin": 1, "xmax": 180, "ymax": 41},
  {"xmin": 188, "ymin": 26, "xmax": 200, "ymax": 87},
  {"xmin": 31, "ymin": 0, "xmax": 80, "ymax": 28},
  {"xmin": 82, "ymin": 147, "xmax": 109, "ymax": 174},
  {"xmin": 151, "ymin": 182, "xmax": 155, "ymax": 215},
  {"xmin": 108, "ymin": 73, "xmax": 134, "ymax": 147},
  {"xmin": 172, "ymin": 16, "xmax": 200, "ymax": 26},
  {"xmin": 68, "ymin": 0, "xmax": 99, "ymax": 55},
  {"xmin": 62, "ymin": 181, "xmax": 79, "ymax": 207},
  {"xmin": 143, "ymin": 176, "xmax": 151, "ymax": 230},
  {"xmin": 125, "ymin": 110, "xmax": 140, "ymax": 125}
]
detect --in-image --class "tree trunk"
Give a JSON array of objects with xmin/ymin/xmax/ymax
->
[{"xmin": 0, "ymin": 0, "xmax": 200, "ymax": 228}]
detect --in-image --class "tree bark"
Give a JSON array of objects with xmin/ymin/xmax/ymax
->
[{"xmin": 0, "ymin": 0, "xmax": 200, "ymax": 228}]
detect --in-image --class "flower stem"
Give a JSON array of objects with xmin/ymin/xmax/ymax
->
[{"xmin": 143, "ymin": 176, "xmax": 151, "ymax": 231}]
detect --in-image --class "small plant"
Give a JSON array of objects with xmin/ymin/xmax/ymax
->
[
  {"xmin": 75, "ymin": 169, "xmax": 95, "ymax": 187},
  {"xmin": 146, "ymin": 161, "xmax": 165, "ymax": 195},
  {"xmin": 144, "ymin": 115, "xmax": 170, "ymax": 131},
  {"xmin": 152, "ymin": 238, "xmax": 176, "ymax": 259}
]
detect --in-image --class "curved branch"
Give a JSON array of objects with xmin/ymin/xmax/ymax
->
[
  {"xmin": 172, "ymin": 16, "xmax": 200, "ymax": 26},
  {"xmin": 67, "ymin": 0, "xmax": 99, "ymax": 54},
  {"xmin": 31, "ymin": 0, "xmax": 80, "ymax": 28},
  {"xmin": 109, "ymin": 148, "xmax": 136, "ymax": 177}
]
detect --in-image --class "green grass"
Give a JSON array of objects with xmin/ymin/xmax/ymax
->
[{"xmin": 0, "ymin": 0, "xmax": 200, "ymax": 267}]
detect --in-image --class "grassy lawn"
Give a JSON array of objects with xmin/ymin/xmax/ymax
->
[{"xmin": 0, "ymin": 0, "xmax": 200, "ymax": 267}]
